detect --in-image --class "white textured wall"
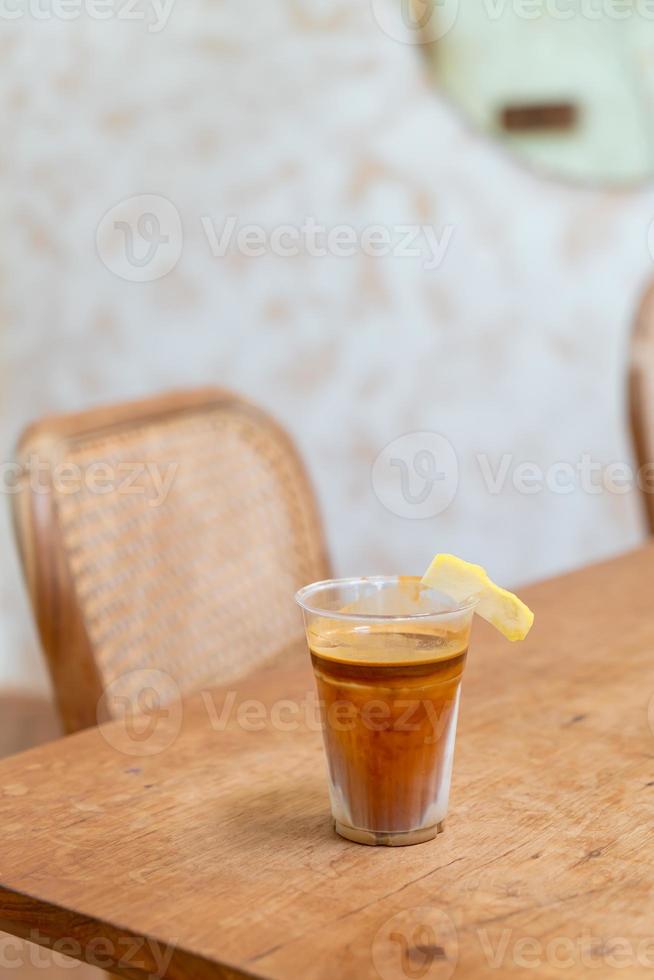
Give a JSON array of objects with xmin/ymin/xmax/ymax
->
[{"xmin": 1, "ymin": 0, "xmax": 652, "ymax": 692}]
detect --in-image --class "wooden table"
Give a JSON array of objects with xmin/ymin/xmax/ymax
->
[{"xmin": 2, "ymin": 546, "xmax": 654, "ymax": 979}]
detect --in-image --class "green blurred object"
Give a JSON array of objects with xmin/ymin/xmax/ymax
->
[{"xmin": 420, "ymin": 0, "xmax": 654, "ymax": 185}]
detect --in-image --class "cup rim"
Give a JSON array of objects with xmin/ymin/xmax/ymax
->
[{"xmin": 294, "ymin": 575, "xmax": 479, "ymax": 622}]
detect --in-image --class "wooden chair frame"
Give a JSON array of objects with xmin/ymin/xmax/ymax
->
[
  {"xmin": 630, "ymin": 281, "xmax": 654, "ymax": 535},
  {"xmin": 11, "ymin": 388, "xmax": 330, "ymax": 734}
]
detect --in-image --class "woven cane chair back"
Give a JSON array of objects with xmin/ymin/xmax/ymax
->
[{"xmin": 12, "ymin": 389, "xmax": 329, "ymax": 733}]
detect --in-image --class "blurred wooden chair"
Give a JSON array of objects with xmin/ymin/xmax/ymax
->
[
  {"xmin": 0, "ymin": 692, "xmax": 61, "ymax": 757},
  {"xmin": 11, "ymin": 387, "xmax": 329, "ymax": 735},
  {"xmin": 630, "ymin": 281, "xmax": 654, "ymax": 535}
]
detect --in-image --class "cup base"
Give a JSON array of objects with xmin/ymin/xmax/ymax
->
[{"xmin": 334, "ymin": 820, "xmax": 445, "ymax": 847}]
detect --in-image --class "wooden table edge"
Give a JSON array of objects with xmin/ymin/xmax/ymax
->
[{"xmin": 0, "ymin": 883, "xmax": 267, "ymax": 980}]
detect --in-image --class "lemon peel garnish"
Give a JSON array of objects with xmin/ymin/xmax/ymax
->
[{"xmin": 421, "ymin": 554, "xmax": 534, "ymax": 642}]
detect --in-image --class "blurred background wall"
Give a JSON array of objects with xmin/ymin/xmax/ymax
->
[
  {"xmin": 2, "ymin": 0, "xmax": 653, "ymax": 692},
  {"xmin": 432, "ymin": 7, "xmax": 654, "ymax": 183}
]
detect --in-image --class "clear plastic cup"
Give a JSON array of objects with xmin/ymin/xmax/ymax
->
[{"xmin": 296, "ymin": 576, "xmax": 477, "ymax": 846}]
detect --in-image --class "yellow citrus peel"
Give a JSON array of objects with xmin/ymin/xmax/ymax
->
[{"xmin": 421, "ymin": 554, "xmax": 534, "ymax": 642}]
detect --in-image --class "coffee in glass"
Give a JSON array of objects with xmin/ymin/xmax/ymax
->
[{"xmin": 296, "ymin": 576, "xmax": 476, "ymax": 846}]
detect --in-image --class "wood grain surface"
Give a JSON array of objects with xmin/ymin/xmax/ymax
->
[
  {"xmin": 0, "ymin": 695, "xmax": 104, "ymax": 979},
  {"xmin": 1, "ymin": 546, "xmax": 654, "ymax": 979}
]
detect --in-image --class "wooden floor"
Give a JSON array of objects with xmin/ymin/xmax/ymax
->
[{"xmin": 0, "ymin": 694, "xmax": 103, "ymax": 978}]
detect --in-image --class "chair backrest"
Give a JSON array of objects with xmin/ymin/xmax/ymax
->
[
  {"xmin": 12, "ymin": 388, "xmax": 330, "ymax": 734},
  {"xmin": 630, "ymin": 282, "xmax": 654, "ymax": 535}
]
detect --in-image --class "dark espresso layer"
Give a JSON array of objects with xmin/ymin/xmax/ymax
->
[{"xmin": 310, "ymin": 645, "xmax": 467, "ymax": 834}]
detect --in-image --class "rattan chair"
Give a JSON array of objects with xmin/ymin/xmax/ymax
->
[
  {"xmin": 0, "ymin": 693, "xmax": 61, "ymax": 756},
  {"xmin": 630, "ymin": 281, "xmax": 654, "ymax": 535},
  {"xmin": 12, "ymin": 388, "xmax": 330, "ymax": 734}
]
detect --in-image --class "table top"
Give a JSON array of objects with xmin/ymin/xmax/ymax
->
[{"xmin": 1, "ymin": 546, "xmax": 654, "ymax": 979}]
